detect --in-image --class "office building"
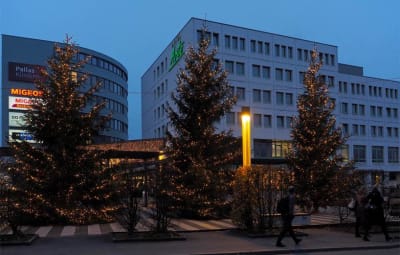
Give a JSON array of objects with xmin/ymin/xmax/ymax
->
[
  {"xmin": 1, "ymin": 35, "xmax": 128, "ymax": 145},
  {"xmin": 142, "ymin": 18, "xmax": 399, "ymax": 186}
]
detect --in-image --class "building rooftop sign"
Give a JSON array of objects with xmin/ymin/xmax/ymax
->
[{"xmin": 169, "ymin": 36, "xmax": 184, "ymax": 72}]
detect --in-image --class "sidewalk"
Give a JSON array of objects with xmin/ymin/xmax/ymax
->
[{"xmin": 1, "ymin": 227, "xmax": 399, "ymax": 255}]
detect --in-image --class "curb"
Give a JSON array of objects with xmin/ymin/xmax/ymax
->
[{"xmin": 194, "ymin": 243, "xmax": 400, "ymax": 255}]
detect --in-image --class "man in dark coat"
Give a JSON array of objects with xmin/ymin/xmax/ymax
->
[
  {"xmin": 363, "ymin": 187, "xmax": 392, "ymax": 242},
  {"xmin": 276, "ymin": 186, "xmax": 302, "ymax": 247}
]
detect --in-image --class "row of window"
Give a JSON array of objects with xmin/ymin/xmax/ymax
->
[
  {"xmin": 154, "ymin": 104, "xmax": 166, "ymax": 121},
  {"xmin": 226, "ymin": 60, "xmax": 295, "ymax": 82},
  {"xmin": 153, "ymin": 79, "xmax": 169, "ymax": 100},
  {"xmin": 252, "ymin": 140, "xmax": 399, "ymax": 164},
  {"xmin": 297, "ymin": 48, "xmax": 335, "ymax": 66},
  {"xmin": 253, "ymin": 89, "xmax": 294, "ymax": 105},
  {"xmin": 227, "ymin": 61, "xmax": 337, "ymax": 85},
  {"xmin": 77, "ymin": 52, "xmax": 128, "ymax": 81},
  {"xmin": 153, "ymin": 57, "xmax": 169, "ymax": 81},
  {"xmin": 92, "ymin": 95, "xmax": 128, "ymax": 115},
  {"xmin": 352, "ymin": 145, "xmax": 399, "ymax": 163},
  {"xmin": 339, "ymin": 81, "xmax": 399, "ymax": 99},
  {"xmin": 88, "ymin": 75, "xmax": 127, "ymax": 98},
  {"xmin": 342, "ymin": 123, "xmax": 399, "ymax": 138},
  {"xmin": 204, "ymin": 30, "xmax": 336, "ymax": 67},
  {"xmin": 225, "ymin": 111, "xmax": 293, "ymax": 129},
  {"xmin": 340, "ymin": 103, "xmax": 399, "ymax": 119},
  {"xmin": 105, "ymin": 118, "xmax": 128, "ymax": 133}
]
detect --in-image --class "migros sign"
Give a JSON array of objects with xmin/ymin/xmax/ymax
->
[{"xmin": 10, "ymin": 88, "xmax": 43, "ymax": 97}]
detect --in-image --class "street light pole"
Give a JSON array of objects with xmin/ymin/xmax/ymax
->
[{"xmin": 241, "ymin": 106, "xmax": 251, "ymax": 167}]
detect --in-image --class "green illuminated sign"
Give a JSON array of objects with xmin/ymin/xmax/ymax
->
[{"xmin": 169, "ymin": 39, "xmax": 184, "ymax": 71}]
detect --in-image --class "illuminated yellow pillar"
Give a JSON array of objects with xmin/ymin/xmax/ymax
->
[{"xmin": 241, "ymin": 106, "xmax": 251, "ymax": 167}]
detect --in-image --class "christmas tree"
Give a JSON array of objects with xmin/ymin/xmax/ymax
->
[
  {"xmin": 287, "ymin": 49, "xmax": 355, "ymax": 211},
  {"xmin": 9, "ymin": 36, "xmax": 118, "ymax": 224},
  {"xmin": 166, "ymin": 30, "xmax": 239, "ymax": 218}
]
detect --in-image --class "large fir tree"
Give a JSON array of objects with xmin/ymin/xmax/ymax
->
[
  {"xmin": 166, "ymin": 32, "xmax": 239, "ymax": 218},
  {"xmin": 287, "ymin": 49, "xmax": 355, "ymax": 211},
  {"xmin": 9, "ymin": 36, "xmax": 118, "ymax": 224}
]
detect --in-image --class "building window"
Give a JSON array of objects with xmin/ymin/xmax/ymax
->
[
  {"xmin": 225, "ymin": 61, "xmax": 234, "ymax": 74},
  {"xmin": 277, "ymin": 116, "xmax": 285, "ymax": 128},
  {"xmin": 250, "ymin": 40, "xmax": 256, "ymax": 52},
  {"xmin": 370, "ymin": 106, "xmax": 376, "ymax": 117},
  {"xmin": 236, "ymin": 87, "xmax": 245, "ymax": 101},
  {"xmin": 212, "ymin": 33, "xmax": 219, "ymax": 46},
  {"xmin": 360, "ymin": 125, "xmax": 366, "ymax": 136},
  {"xmin": 327, "ymin": 76, "xmax": 334, "ymax": 87},
  {"xmin": 340, "ymin": 145, "xmax": 349, "ymax": 162},
  {"xmin": 359, "ymin": 105, "xmax": 365, "ymax": 115},
  {"xmin": 263, "ymin": 115, "xmax": 272, "ymax": 128},
  {"xmin": 372, "ymin": 146, "xmax": 384, "ymax": 163},
  {"xmin": 388, "ymin": 147, "xmax": 399, "ymax": 163},
  {"xmin": 254, "ymin": 114, "xmax": 262, "ymax": 127},
  {"xmin": 378, "ymin": 126, "xmax": 383, "ymax": 137},
  {"xmin": 252, "ymin": 64, "xmax": 261, "ymax": 77},
  {"xmin": 239, "ymin": 38, "xmax": 246, "ymax": 51},
  {"xmin": 263, "ymin": 90, "xmax": 271, "ymax": 104},
  {"xmin": 254, "ymin": 139, "xmax": 272, "ymax": 158},
  {"xmin": 253, "ymin": 89, "xmax": 261, "ymax": 103},
  {"xmin": 224, "ymin": 35, "xmax": 231, "ymax": 48},
  {"xmin": 232, "ymin": 36, "xmax": 238, "ymax": 49},
  {"xmin": 276, "ymin": 92, "xmax": 284, "ymax": 105},
  {"xmin": 377, "ymin": 107, "xmax": 383, "ymax": 117},
  {"xmin": 299, "ymin": 72, "xmax": 305, "ymax": 84},
  {"xmin": 281, "ymin": 45, "xmax": 286, "ymax": 57},
  {"xmin": 342, "ymin": 123, "xmax": 349, "ymax": 136},
  {"xmin": 352, "ymin": 124, "xmax": 359, "ymax": 136},
  {"xmin": 264, "ymin": 42, "xmax": 270, "ymax": 55},
  {"xmin": 285, "ymin": 69, "xmax": 292, "ymax": 81},
  {"xmin": 258, "ymin": 41, "xmax": 263, "ymax": 54},
  {"xmin": 341, "ymin": 103, "xmax": 348, "ymax": 114},
  {"xmin": 236, "ymin": 62, "xmax": 245, "ymax": 75},
  {"xmin": 262, "ymin": 66, "xmax": 271, "ymax": 79},
  {"xmin": 387, "ymin": 107, "xmax": 392, "ymax": 118},
  {"xmin": 286, "ymin": 117, "xmax": 293, "ymax": 128},
  {"xmin": 288, "ymin": 47, "xmax": 293, "ymax": 58},
  {"xmin": 297, "ymin": 48, "xmax": 302, "ymax": 60},
  {"xmin": 304, "ymin": 49, "xmax": 309, "ymax": 61},
  {"xmin": 353, "ymin": 145, "xmax": 366, "ymax": 162},
  {"xmin": 285, "ymin": 93, "xmax": 293, "ymax": 105},
  {"xmin": 275, "ymin": 44, "xmax": 280, "ymax": 57},
  {"xmin": 272, "ymin": 141, "xmax": 291, "ymax": 158},
  {"xmin": 371, "ymin": 126, "xmax": 377, "ymax": 137},
  {"xmin": 275, "ymin": 68, "xmax": 283, "ymax": 81},
  {"xmin": 387, "ymin": 127, "xmax": 392, "ymax": 137},
  {"xmin": 226, "ymin": 112, "xmax": 235, "ymax": 125},
  {"xmin": 352, "ymin": 104, "xmax": 358, "ymax": 115}
]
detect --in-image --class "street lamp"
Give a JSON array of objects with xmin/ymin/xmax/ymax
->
[{"xmin": 241, "ymin": 106, "xmax": 251, "ymax": 167}]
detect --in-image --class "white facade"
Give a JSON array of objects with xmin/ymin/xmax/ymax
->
[{"xmin": 141, "ymin": 18, "xmax": 399, "ymax": 185}]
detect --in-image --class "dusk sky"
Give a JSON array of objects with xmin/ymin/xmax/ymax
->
[{"xmin": 1, "ymin": 0, "xmax": 399, "ymax": 139}]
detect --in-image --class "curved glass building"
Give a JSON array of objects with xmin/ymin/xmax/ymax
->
[{"xmin": 1, "ymin": 34, "xmax": 128, "ymax": 145}]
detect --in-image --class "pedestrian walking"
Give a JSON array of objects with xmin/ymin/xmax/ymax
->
[
  {"xmin": 353, "ymin": 187, "xmax": 368, "ymax": 238},
  {"xmin": 276, "ymin": 186, "xmax": 302, "ymax": 247},
  {"xmin": 363, "ymin": 186, "xmax": 392, "ymax": 242}
]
